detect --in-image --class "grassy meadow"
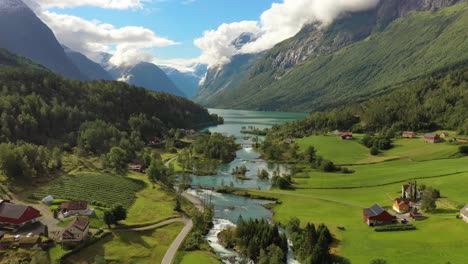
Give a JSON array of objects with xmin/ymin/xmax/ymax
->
[{"xmin": 251, "ymin": 134, "xmax": 468, "ymax": 263}]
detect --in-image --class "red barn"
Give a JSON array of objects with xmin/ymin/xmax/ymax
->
[
  {"xmin": 0, "ymin": 201, "xmax": 41, "ymax": 226},
  {"xmin": 423, "ymin": 133, "xmax": 440, "ymax": 143},
  {"xmin": 363, "ymin": 204, "xmax": 395, "ymax": 226},
  {"xmin": 339, "ymin": 132, "xmax": 353, "ymax": 140}
]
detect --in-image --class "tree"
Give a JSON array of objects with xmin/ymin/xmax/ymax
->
[
  {"xmin": 112, "ymin": 205, "xmax": 127, "ymax": 222},
  {"xmin": 107, "ymin": 147, "xmax": 127, "ymax": 173},
  {"xmin": 43, "ymin": 225, "xmax": 49, "ymax": 238},
  {"xmin": 104, "ymin": 210, "xmax": 115, "ymax": 228},
  {"xmin": 174, "ymin": 197, "xmax": 182, "ymax": 212},
  {"xmin": 421, "ymin": 187, "xmax": 437, "ymax": 212},
  {"xmin": 306, "ymin": 146, "xmax": 317, "ymax": 163}
]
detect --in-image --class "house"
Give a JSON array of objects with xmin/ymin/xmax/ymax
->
[
  {"xmin": 41, "ymin": 195, "xmax": 54, "ymax": 204},
  {"xmin": 402, "ymin": 182, "xmax": 421, "ymax": 200},
  {"xmin": 402, "ymin": 131, "xmax": 416, "ymax": 138},
  {"xmin": 128, "ymin": 161, "xmax": 145, "ymax": 172},
  {"xmin": 363, "ymin": 204, "xmax": 396, "ymax": 226},
  {"xmin": 393, "ymin": 198, "xmax": 410, "ymax": 213},
  {"xmin": 424, "ymin": 133, "xmax": 440, "ymax": 143},
  {"xmin": 60, "ymin": 201, "xmax": 89, "ymax": 216},
  {"xmin": 0, "ymin": 201, "xmax": 41, "ymax": 227},
  {"xmin": 340, "ymin": 132, "xmax": 353, "ymax": 140},
  {"xmin": 439, "ymin": 132, "xmax": 449, "ymax": 138},
  {"xmin": 460, "ymin": 205, "xmax": 468, "ymax": 223},
  {"xmin": 59, "ymin": 217, "xmax": 90, "ymax": 243},
  {"xmin": 147, "ymin": 137, "xmax": 162, "ymax": 146}
]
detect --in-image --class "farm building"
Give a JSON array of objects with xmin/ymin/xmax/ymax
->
[
  {"xmin": 60, "ymin": 201, "xmax": 91, "ymax": 216},
  {"xmin": 393, "ymin": 198, "xmax": 410, "ymax": 213},
  {"xmin": 340, "ymin": 132, "xmax": 353, "ymax": 140},
  {"xmin": 59, "ymin": 217, "xmax": 90, "ymax": 243},
  {"xmin": 41, "ymin": 195, "xmax": 54, "ymax": 204},
  {"xmin": 128, "ymin": 161, "xmax": 145, "ymax": 172},
  {"xmin": 402, "ymin": 182, "xmax": 421, "ymax": 200},
  {"xmin": 461, "ymin": 205, "xmax": 468, "ymax": 223},
  {"xmin": 402, "ymin": 131, "xmax": 416, "ymax": 138},
  {"xmin": 363, "ymin": 204, "xmax": 396, "ymax": 226},
  {"xmin": 423, "ymin": 133, "xmax": 440, "ymax": 143},
  {"xmin": 0, "ymin": 201, "xmax": 41, "ymax": 227}
]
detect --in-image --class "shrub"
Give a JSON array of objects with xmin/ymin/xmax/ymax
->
[
  {"xmin": 370, "ymin": 147, "xmax": 379, "ymax": 156},
  {"xmin": 459, "ymin": 145, "xmax": 468, "ymax": 155}
]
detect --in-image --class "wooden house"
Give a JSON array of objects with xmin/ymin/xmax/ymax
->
[
  {"xmin": 0, "ymin": 201, "xmax": 41, "ymax": 227},
  {"xmin": 402, "ymin": 131, "xmax": 415, "ymax": 138},
  {"xmin": 340, "ymin": 132, "xmax": 353, "ymax": 140},
  {"xmin": 363, "ymin": 204, "xmax": 396, "ymax": 226},
  {"xmin": 59, "ymin": 217, "xmax": 89, "ymax": 243},
  {"xmin": 60, "ymin": 201, "xmax": 89, "ymax": 216},
  {"xmin": 393, "ymin": 198, "xmax": 410, "ymax": 213},
  {"xmin": 423, "ymin": 133, "xmax": 440, "ymax": 143},
  {"xmin": 128, "ymin": 161, "xmax": 145, "ymax": 172}
]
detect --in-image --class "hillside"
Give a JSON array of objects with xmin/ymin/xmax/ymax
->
[
  {"xmin": 0, "ymin": 0, "xmax": 85, "ymax": 80},
  {"xmin": 206, "ymin": 1, "xmax": 468, "ymax": 111},
  {"xmin": 63, "ymin": 46, "xmax": 113, "ymax": 81},
  {"xmin": 162, "ymin": 66, "xmax": 203, "ymax": 98},
  {"xmin": 0, "ymin": 49, "xmax": 219, "ymax": 145}
]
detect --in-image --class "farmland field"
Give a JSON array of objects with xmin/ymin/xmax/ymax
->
[
  {"xmin": 63, "ymin": 222, "xmax": 184, "ymax": 264},
  {"xmin": 32, "ymin": 173, "xmax": 145, "ymax": 208},
  {"xmin": 179, "ymin": 251, "xmax": 221, "ymax": 264}
]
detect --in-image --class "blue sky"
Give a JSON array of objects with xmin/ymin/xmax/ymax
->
[{"xmin": 49, "ymin": 0, "xmax": 277, "ymax": 60}]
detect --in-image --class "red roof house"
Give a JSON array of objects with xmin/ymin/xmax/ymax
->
[
  {"xmin": 363, "ymin": 204, "xmax": 396, "ymax": 226},
  {"xmin": 339, "ymin": 132, "xmax": 353, "ymax": 140},
  {"xmin": 0, "ymin": 201, "xmax": 41, "ymax": 226},
  {"xmin": 402, "ymin": 131, "xmax": 415, "ymax": 138},
  {"xmin": 60, "ymin": 201, "xmax": 89, "ymax": 215},
  {"xmin": 423, "ymin": 133, "xmax": 440, "ymax": 143}
]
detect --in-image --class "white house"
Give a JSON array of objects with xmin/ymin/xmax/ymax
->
[{"xmin": 461, "ymin": 205, "xmax": 468, "ymax": 223}]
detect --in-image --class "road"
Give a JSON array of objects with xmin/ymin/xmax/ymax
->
[{"xmin": 161, "ymin": 217, "xmax": 194, "ymax": 264}]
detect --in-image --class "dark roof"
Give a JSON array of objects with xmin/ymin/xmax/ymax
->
[
  {"xmin": 0, "ymin": 202, "xmax": 28, "ymax": 219},
  {"xmin": 60, "ymin": 201, "xmax": 88, "ymax": 210},
  {"xmin": 424, "ymin": 133, "xmax": 438, "ymax": 137},
  {"xmin": 72, "ymin": 217, "xmax": 89, "ymax": 231},
  {"xmin": 364, "ymin": 204, "xmax": 386, "ymax": 217}
]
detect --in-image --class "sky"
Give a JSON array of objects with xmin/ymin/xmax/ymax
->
[{"xmin": 24, "ymin": 0, "xmax": 380, "ymax": 72}]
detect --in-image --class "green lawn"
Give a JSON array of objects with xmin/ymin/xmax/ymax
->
[
  {"xmin": 122, "ymin": 172, "xmax": 179, "ymax": 226},
  {"xmin": 385, "ymin": 138, "xmax": 459, "ymax": 161},
  {"xmin": 178, "ymin": 251, "xmax": 221, "ymax": 264},
  {"xmin": 64, "ymin": 222, "xmax": 184, "ymax": 264}
]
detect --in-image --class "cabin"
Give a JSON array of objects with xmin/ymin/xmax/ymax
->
[
  {"xmin": 402, "ymin": 182, "xmax": 421, "ymax": 201},
  {"xmin": 147, "ymin": 137, "xmax": 162, "ymax": 146},
  {"xmin": 363, "ymin": 204, "xmax": 396, "ymax": 226},
  {"xmin": 402, "ymin": 131, "xmax": 416, "ymax": 138},
  {"xmin": 393, "ymin": 198, "xmax": 410, "ymax": 213},
  {"xmin": 59, "ymin": 217, "xmax": 89, "ymax": 243},
  {"xmin": 128, "ymin": 161, "xmax": 145, "ymax": 172},
  {"xmin": 340, "ymin": 132, "xmax": 353, "ymax": 140},
  {"xmin": 461, "ymin": 205, "xmax": 468, "ymax": 223},
  {"xmin": 0, "ymin": 201, "xmax": 41, "ymax": 227},
  {"xmin": 60, "ymin": 201, "xmax": 90, "ymax": 216},
  {"xmin": 423, "ymin": 133, "xmax": 440, "ymax": 143}
]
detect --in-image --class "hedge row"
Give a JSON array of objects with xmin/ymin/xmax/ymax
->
[{"xmin": 375, "ymin": 224, "xmax": 416, "ymax": 232}]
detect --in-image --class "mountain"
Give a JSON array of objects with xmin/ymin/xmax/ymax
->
[
  {"xmin": 109, "ymin": 62, "xmax": 186, "ymax": 97},
  {"xmin": 194, "ymin": 32, "xmax": 262, "ymax": 105},
  {"xmin": 205, "ymin": 0, "xmax": 466, "ymax": 111},
  {"xmin": 63, "ymin": 46, "xmax": 113, "ymax": 80},
  {"xmin": 161, "ymin": 66, "xmax": 203, "ymax": 98},
  {"xmin": 0, "ymin": 0, "xmax": 85, "ymax": 80}
]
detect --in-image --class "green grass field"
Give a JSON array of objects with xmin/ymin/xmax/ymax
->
[
  {"xmin": 178, "ymin": 251, "xmax": 221, "ymax": 264},
  {"xmin": 32, "ymin": 172, "xmax": 145, "ymax": 208},
  {"xmin": 63, "ymin": 222, "xmax": 184, "ymax": 264},
  {"xmin": 251, "ymin": 134, "xmax": 468, "ymax": 263},
  {"xmin": 122, "ymin": 172, "xmax": 179, "ymax": 226}
]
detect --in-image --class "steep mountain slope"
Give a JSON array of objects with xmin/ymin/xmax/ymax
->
[
  {"xmin": 109, "ymin": 62, "xmax": 185, "ymax": 97},
  {"xmin": 161, "ymin": 66, "xmax": 202, "ymax": 98},
  {"xmin": 63, "ymin": 46, "xmax": 113, "ymax": 80},
  {"xmin": 207, "ymin": 0, "xmax": 466, "ymax": 111},
  {"xmin": 195, "ymin": 53, "xmax": 262, "ymax": 105},
  {"xmin": 0, "ymin": 0, "xmax": 85, "ymax": 80}
]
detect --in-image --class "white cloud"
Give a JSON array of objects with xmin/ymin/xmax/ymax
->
[
  {"xmin": 194, "ymin": 21, "xmax": 262, "ymax": 68},
  {"xmin": 33, "ymin": 0, "xmax": 144, "ymax": 10},
  {"xmin": 195, "ymin": 0, "xmax": 380, "ymax": 67},
  {"xmin": 28, "ymin": 3, "xmax": 179, "ymax": 67}
]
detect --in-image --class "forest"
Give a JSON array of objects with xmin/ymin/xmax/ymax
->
[{"xmin": 267, "ymin": 65, "xmax": 468, "ymax": 139}]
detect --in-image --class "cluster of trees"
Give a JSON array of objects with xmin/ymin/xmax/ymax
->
[
  {"xmin": 420, "ymin": 186, "xmax": 441, "ymax": 212},
  {"xmin": 178, "ymin": 149, "xmax": 220, "ymax": 175},
  {"xmin": 286, "ymin": 218, "xmax": 338, "ymax": 264},
  {"xmin": 257, "ymin": 169, "xmax": 270, "ymax": 180},
  {"xmin": 146, "ymin": 156, "xmax": 173, "ymax": 187},
  {"xmin": 232, "ymin": 165, "xmax": 248, "ymax": 176},
  {"xmin": 305, "ymin": 146, "xmax": 353, "ymax": 173},
  {"xmin": 267, "ymin": 66, "xmax": 468, "ymax": 139},
  {"xmin": 0, "ymin": 143, "xmax": 61, "ymax": 181},
  {"xmin": 103, "ymin": 205, "xmax": 128, "ymax": 228},
  {"xmin": 183, "ymin": 206, "xmax": 214, "ymax": 251},
  {"xmin": 192, "ymin": 133, "xmax": 238, "ymax": 162},
  {"xmin": 219, "ymin": 218, "xmax": 288, "ymax": 263},
  {"xmin": 271, "ymin": 172, "xmax": 293, "ymax": 190},
  {"xmin": 361, "ymin": 135, "xmax": 393, "ymax": 155},
  {"xmin": 260, "ymin": 138, "xmax": 300, "ymax": 161}
]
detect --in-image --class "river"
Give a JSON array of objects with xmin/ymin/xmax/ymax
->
[{"xmin": 189, "ymin": 108, "xmax": 307, "ymax": 263}]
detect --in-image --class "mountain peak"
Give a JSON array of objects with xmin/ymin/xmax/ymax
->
[
  {"xmin": 231, "ymin": 32, "xmax": 257, "ymax": 49},
  {"xmin": 0, "ymin": 0, "xmax": 30, "ymax": 14}
]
